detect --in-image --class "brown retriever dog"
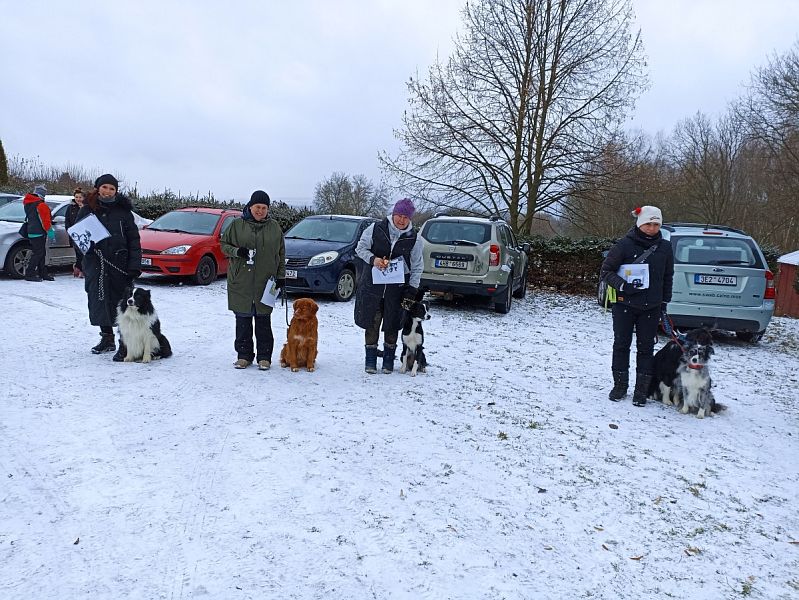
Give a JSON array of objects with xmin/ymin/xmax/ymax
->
[{"xmin": 280, "ymin": 298, "xmax": 319, "ymax": 372}]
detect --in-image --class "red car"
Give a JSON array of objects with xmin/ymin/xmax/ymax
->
[{"xmin": 139, "ymin": 207, "xmax": 241, "ymax": 285}]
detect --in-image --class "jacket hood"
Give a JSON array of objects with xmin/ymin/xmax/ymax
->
[{"xmin": 23, "ymin": 193, "xmax": 43, "ymax": 205}]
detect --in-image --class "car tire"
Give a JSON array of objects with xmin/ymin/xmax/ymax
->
[
  {"xmin": 4, "ymin": 243, "xmax": 31, "ymax": 279},
  {"xmin": 513, "ymin": 265, "xmax": 528, "ymax": 299},
  {"xmin": 494, "ymin": 275, "xmax": 513, "ymax": 314},
  {"xmin": 333, "ymin": 268, "xmax": 356, "ymax": 302},
  {"xmin": 192, "ymin": 256, "xmax": 217, "ymax": 286},
  {"xmin": 736, "ymin": 330, "xmax": 765, "ymax": 343}
]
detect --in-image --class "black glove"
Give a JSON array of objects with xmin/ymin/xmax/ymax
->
[
  {"xmin": 236, "ymin": 247, "xmax": 250, "ymax": 259},
  {"xmin": 128, "ymin": 269, "xmax": 141, "ymax": 281},
  {"xmin": 621, "ymin": 282, "xmax": 641, "ymax": 295},
  {"xmin": 275, "ymin": 277, "xmax": 286, "ymax": 290}
]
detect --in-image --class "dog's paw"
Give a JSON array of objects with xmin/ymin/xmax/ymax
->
[
  {"xmin": 291, "ymin": 367, "xmax": 299, "ymax": 372},
  {"xmin": 124, "ymin": 356, "xmax": 134, "ymax": 363},
  {"xmin": 679, "ymin": 405, "xmax": 690, "ymax": 414},
  {"xmin": 280, "ymin": 361, "xmax": 288, "ymax": 368},
  {"xmin": 662, "ymin": 398, "xmax": 673, "ymax": 406},
  {"xmin": 142, "ymin": 355, "xmax": 152, "ymax": 364},
  {"xmin": 307, "ymin": 367, "xmax": 315, "ymax": 372},
  {"xmin": 696, "ymin": 409, "xmax": 705, "ymax": 419}
]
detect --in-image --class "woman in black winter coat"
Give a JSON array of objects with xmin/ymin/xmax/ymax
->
[
  {"xmin": 74, "ymin": 174, "xmax": 142, "ymax": 359},
  {"xmin": 600, "ymin": 206, "xmax": 674, "ymax": 406},
  {"xmin": 65, "ymin": 187, "xmax": 85, "ymax": 277}
]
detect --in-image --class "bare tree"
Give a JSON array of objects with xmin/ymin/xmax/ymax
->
[
  {"xmin": 313, "ymin": 172, "xmax": 388, "ymax": 217},
  {"xmin": 380, "ymin": 0, "xmax": 647, "ymax": 234}
]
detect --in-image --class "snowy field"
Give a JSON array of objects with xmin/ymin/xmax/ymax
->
[{"xmin": 1, "ymin": 272, "xmax": 798, "ymax": 600}]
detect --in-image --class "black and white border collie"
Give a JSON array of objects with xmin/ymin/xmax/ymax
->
[
  {"xmin": 399, "ymin": 297, "xmax": 431, "ymax": 376},
  {"xmin": 676, "ymin": 342, "xmax": 715, "ymax": 418},
  {"xmin": 116, "ymin": 287, "xmax": 172, "ymax": 363}
]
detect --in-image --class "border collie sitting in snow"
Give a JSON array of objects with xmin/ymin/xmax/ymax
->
[
  {"xmin": 399, "ymin": 296, "xmax": 431, "ymax": 376},
  {"xmin": 675, "ymin": 341, "xmax": 715, "ymax": 419},
  {"xmin": 116, "ymin": 287, "xmax": 172, "ymax": 363},
  {"xmin": 650, "ymin": 328, "xmax": 713, "ymax": 407}
]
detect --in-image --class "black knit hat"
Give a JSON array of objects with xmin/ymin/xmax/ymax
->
[
  {"xmin": 94, "ymin": 173, "xmax": 119, "ymax": 189},
  {"xmin": 247, "ymin": 190, "xmax": 271, "ymax": 208}
]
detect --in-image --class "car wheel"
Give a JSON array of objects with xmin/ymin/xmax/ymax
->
[
  {"xmin": 513, "ymin": 265, "xmax": 528, "ymax": 299},
  {"xmin": 333, "ymin": 268, "xmax": 356, "ymax": 301},
  {"xmin": 192, "ymin": 256, "xmax": 217, "ymax": 285},
  {"xmin": 736, "ymin": 330, "xmax": 765, "ymax": 343},
  {"xmin": 4, "ymin": 243, "xmax": 31, "ymax": 279},
  {"xmin": 494, "ymin": 276, "xmax": 513, "ymax": 313}
]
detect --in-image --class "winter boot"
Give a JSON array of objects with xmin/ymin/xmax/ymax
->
[
  {"xmin": 632, "ymin": 372, "xmax": 652, "ymax": 407},
  {"xmin": 608, "ymin": 370, "xmax": 629, "ymax": 401},
  {"xmin": 381, "ymin": 344, "xmax": 396, "ymax": 374},
  {"xmin": 91, "ymin": 333, "xmax": 116, "ymax": 354},
  {"xmin": 365, "ymin": 345, "xmax": 378, "ymax": 374}
]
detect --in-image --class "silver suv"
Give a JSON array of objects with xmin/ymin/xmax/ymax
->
[
  {"xmin": 419, "ymin": 215, "xmax": 529, "ymax": 313},
  {"xmin": 663, "ymin": 223, "xmax": 776, "ymax": 342}
]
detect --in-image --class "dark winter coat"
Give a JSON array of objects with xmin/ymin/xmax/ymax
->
[
  {"xmin": 22, "ymin": 194, "xmax": 52, "ymax": 237},
  {"xmin": 600, "ymin": 226, "xmax": 674, "ymax": 310},
  {"xmin": 75, "ymin": 195, "xmax": 142, "ymax": 327},
  {"xmin": 220, "ymin": 213, "xmax": 285, "ymax": 315},
  {"xmin": 354, "ymin": 218, "xmax": 418, "ymax": 333},
  {"xmin": 65, "ymin": 201, "xmax": 82, "ymax": 247}
]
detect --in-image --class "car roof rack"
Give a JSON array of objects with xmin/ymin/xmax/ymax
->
[{"xmin": 663, "ymin": 222, "xmax": 747, "ymax": 235}]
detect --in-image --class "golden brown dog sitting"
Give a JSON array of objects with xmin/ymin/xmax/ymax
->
[{"xmin": 280, "ymin": 298, "xmax": 319, "ymax": 372}]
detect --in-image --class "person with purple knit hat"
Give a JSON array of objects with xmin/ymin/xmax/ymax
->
[{"xmin": 354, "ymin": 198, "xmax": 424, "ymax": 374}]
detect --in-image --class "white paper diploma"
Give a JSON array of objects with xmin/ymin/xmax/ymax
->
[
  {"xmin": 260, "ymin": 277, "xmax": 279, "ymax": 307},
  {"xmin": 68, "ymin": 214, "xmax": 111, "ymax": 254},
  {"xmin": 618, "ymin": 263, "xmax": 650, "ymax": 290},
  {"xmin": 372, "ymin": 257, "xmax": 404, "ymax": 284}
]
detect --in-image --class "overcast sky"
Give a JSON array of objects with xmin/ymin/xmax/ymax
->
[{"xmin": 1, "ymin": 0, "xmax": 797, "ymax": 203}]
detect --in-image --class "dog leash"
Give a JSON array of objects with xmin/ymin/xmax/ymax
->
[
  {"xmin": 661, "ymin": 309, "xmax": 686, "ymax": 353},
  {"xmin": 281, "ymin": 288, "xmax": 290, "ymax": 327}
]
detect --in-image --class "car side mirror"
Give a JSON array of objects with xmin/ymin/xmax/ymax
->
[{"xmin": 522, "ymin": 242, "xmax": 530, "ymax": 253}]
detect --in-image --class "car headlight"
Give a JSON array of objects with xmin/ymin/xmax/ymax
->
[
  {"xmin": 162, "ymin": 245, "xmax": 192, "ymax": 255},
  {"xmin": 308, "ymin": 250, "xmax": 339, "ymax": 266}
]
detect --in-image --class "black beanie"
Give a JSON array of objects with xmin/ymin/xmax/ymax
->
[
  {"xmin": 94, "ymin": 173, "xmax": 119, "ymax": 189},
  {"xmin": 247, "ymin": 190, "xmax": 270, "ymax": 208}
]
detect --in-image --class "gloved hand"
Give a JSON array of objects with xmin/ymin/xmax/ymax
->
[
  {"xmin": 237, "ymin": 247, "xmax": 250, "ymax": 259},
  {"xmin": 128, "ymin": 269, "xmax": 141, "ymax": 281},
  {"xmin": 275, "ymin": 277, "xmax": 286, "ymax": 290},
  {"xmin": 402, "ymin": 285, "xmax": 418, "ymax": 302},
  {"xmin": 621, "ymin": 282, "xmax": 641, "ymax": 294}
]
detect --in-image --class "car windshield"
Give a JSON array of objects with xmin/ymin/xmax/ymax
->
[
  {"xmin": 673, "ymin": 236, "xmax": 763, "ymax": 268},
  {"xmin": 0, "ymin": 200, "xmax": 26, "ymax": 223},
  {"xmin": 285, "ymin": 218, "xmax": 360, "ymax": 243},
  {"xmin": 423, "ymin": 221, "xmax": 491, "ymax": 245},
  {"xmin": 148, "ymin": 211, "xmax": 220, "ymax": 235}
]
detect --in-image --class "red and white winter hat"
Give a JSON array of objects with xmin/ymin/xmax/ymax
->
[{"xmin": 632, "ymin": 205, "xmax": 662, "ymax": 227}]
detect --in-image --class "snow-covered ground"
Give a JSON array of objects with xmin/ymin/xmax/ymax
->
[{"xmin": 1, "ymin": 273, "xmax": 798, "ymax": 600}]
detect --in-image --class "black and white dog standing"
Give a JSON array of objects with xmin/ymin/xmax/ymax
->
[
  {"xmin": 650, "ymin": 328, "xmax": 714, "ymax": 408},
  {"xmin": 399, "ymin": 298, "xmax": 431, "ymax": 376},
  {"xmin": 116, "ymin": 287, "xmax": 172, "ymax": 363}
]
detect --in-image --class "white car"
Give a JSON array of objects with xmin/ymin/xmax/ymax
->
[{"xmin": 0, "ymin": 195, "xmax": 152, "ymax": 278}]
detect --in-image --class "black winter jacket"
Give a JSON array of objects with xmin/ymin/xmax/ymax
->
[{"xmin": 600, "ymin": 227, "xmax": 674, "ymax": 310}]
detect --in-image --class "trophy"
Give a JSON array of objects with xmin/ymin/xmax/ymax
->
[{"xmin": 247, "ymin": 249, "xmax": 256, "ymax": 266}]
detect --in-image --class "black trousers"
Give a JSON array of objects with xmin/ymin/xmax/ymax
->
[
  {"xmin": 364, "ymin": 300, "xmax": 398, "ymax": 347},
  {"xmin": 235, "ymin": 315, "xmax": 273, "ymax": 362},
  {"xmin": 27, "ymin": 235, "xmax": 47, "ymax": 277},
  {"xmin": 611, "ymin": 303, "xmax": 660, "ymax": 374}
]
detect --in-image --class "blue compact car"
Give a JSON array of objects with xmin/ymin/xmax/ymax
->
[{"xmin": 284, "ymin": 215, "xmax": 379, "ymax": 301}]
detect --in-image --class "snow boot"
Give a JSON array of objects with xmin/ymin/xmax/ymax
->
[
  {"xmin": 381, "ymin": 344, "xmax": 396, "ymax": 374},
  {"xmin": 91, "ymin": 333, "xmax": 116, "ymax": 354},
  {"xmin": 608, "ymin": 370, "xmax": 629, "ymax": 401},
  {"xmin": 632, "ymin": 372, "xmax": 652, "ymax": 407},
  {"xmin": 365, "ymin": 345, "xmax": 378, "ymax": 374}
]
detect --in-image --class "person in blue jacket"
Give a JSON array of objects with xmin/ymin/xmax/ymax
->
[{"xmin": 600, "ymin": 206, "xmax": 674, "ymax": 406}]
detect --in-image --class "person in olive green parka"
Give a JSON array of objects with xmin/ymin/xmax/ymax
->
[{"xmin": 221, "ymin": 190, "xmax": 286, "ymax": 370}]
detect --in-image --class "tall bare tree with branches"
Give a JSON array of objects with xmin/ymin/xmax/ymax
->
[
  {"xmin": 313, "ymin": 172, "xmax": 388, "ymax": 217},
  {"xmin": 380, "ymin": 0, "xmax": 647, "ymax": 234}
]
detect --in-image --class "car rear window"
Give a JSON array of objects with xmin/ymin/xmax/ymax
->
[
  {"xmin": 422, "ymin": 221, "xmax": 491, "ymax": 245},
  {"xmin": 148, "ymin": 211, "xmax": 220, "ymax": 235},
  {"xmin": 673, "ymin": 236, "xmax": 764, "ymax": 268}
]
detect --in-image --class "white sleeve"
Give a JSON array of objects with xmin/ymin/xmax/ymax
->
[{"xmin": 355, "ymin": 223, "xmax": 375, "ymax": 265}]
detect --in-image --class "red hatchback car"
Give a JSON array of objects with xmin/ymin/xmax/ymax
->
[{"xmin": 139, "ymin": 207, "xmax": 241, "ymax": 285}]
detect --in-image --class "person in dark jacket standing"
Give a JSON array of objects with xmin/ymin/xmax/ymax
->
[
  {"xmin": 65, "ymin": 187, "xmax": 85, "ymax": 277},
  {"xmin": 220, "ymin": 190, "xmax": 286, "ymax": 370},
  {"xmin": 600, "ymin": 206, "xmax": 674, "ymax": 406},
  {"xmin": 74, "ymin": 174, "xmax": 142, "ymax": 358},
  {"xmin": 22, "ymin": 184, "xmax": 55, "ymax": 281},
  {"xmin": 354, "ymin": 198, "xmax": 423, "ymax": 374}
]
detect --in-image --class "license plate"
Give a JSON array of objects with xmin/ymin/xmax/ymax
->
[
  {"xmin": 435, "ymin": 259, "xmax": 467, "ymax": 269},
  {"xmin": 695, "ymin": 274, "xmax": 737, "ymax": 286},
  {"xmin": 141, "ymin": 258, "xmax": 152, "ymax": 266},
  {"xmin": 285, "ymin": 269, "xmax": 298, "ymax": 279}
]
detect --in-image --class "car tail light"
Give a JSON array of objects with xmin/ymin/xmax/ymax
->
[
  {"xmin": 489, "ymin": 244, "xmax": 500, "ymax": 267},
  {"xmin": 764, "ymin": 270, "xmax": 775, "ymax": 299}
]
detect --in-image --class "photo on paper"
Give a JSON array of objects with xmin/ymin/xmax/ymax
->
[
  {"xmin": 618, "ymin": 263, "xmax": 650, "ymax": 290},
  {"xmin": 67, "ymin": 214, "xmax": 111, "ymax": 254}
]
